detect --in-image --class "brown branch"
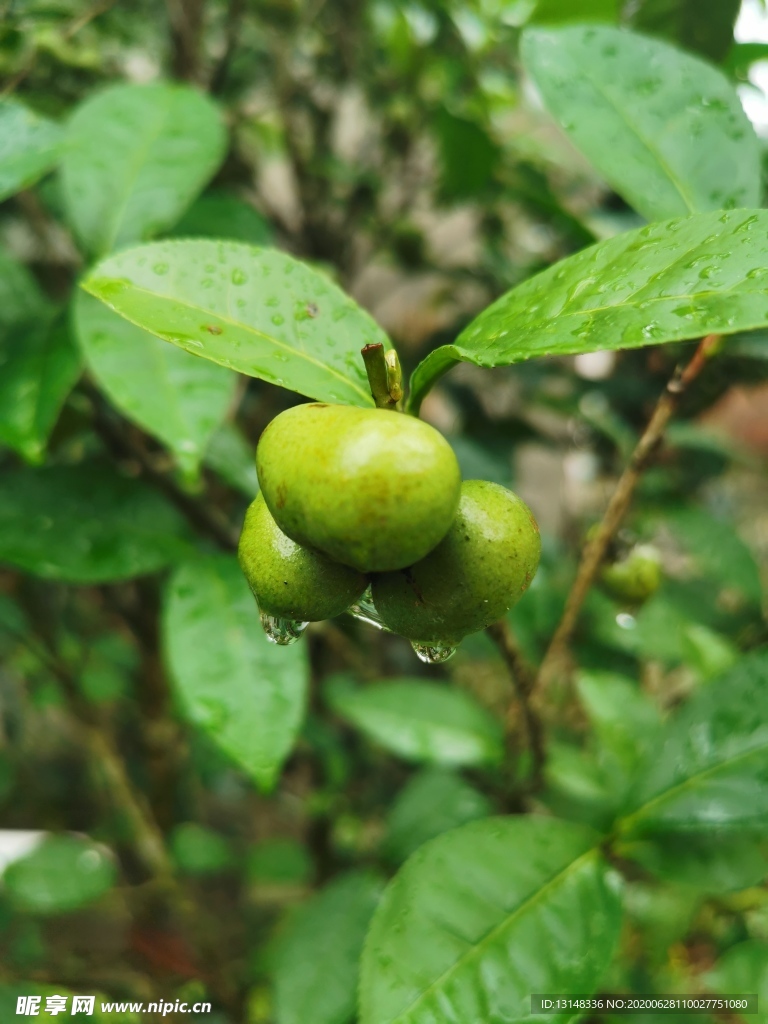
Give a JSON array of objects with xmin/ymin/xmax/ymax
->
[
  {"xmin": 535, "ymin": 333, "xmax": 721, "ymax": 695},
  {"xmin": 485, "ymin": 620, "xmax": 545, "ymax": 792},
  {"xmin": 166, "ymin": 0, "xmax": 206, "ymax": 84},
  {"xmin": 210, "ymin": 0, "xmax": 245, "ymax": 94}
]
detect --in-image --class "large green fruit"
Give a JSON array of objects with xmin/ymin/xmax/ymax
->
[
  {"xmin": 238, "ymin": 493, "xmax": 367, "ymax": 621},
  {"xmin": 371, "ymin": 480, "xmax": 540, "ymax": 644},
  {"xmin": 256, "ymin": 403, "xmax": 462, "ymax": 572}
]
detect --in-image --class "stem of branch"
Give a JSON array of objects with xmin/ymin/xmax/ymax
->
[
  {"xmin": 361, "ymin": 343, "xmax": 402, "ymax": 409},
  {"xmin": 486, "ymin": 620, "xmax": 545, "ymax": 792},
  {"xmin": 536, "ymin": 333, "xmax": 721, "ymax": 695}
]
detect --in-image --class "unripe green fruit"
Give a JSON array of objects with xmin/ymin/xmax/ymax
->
[
  {"xmin": 600, "ymin": 545, "xmax": 662, "ymax": 603},
  {"xmin": 371, "ymin": 480, "xmax": 541, "ymax": 644},
  {"xmin": 256, "ymin": 403, "xmax": 462, "ymax": 572},
  {"xmin": 238, "ymin": 493, "xmax": 367, "ymax": 621}
]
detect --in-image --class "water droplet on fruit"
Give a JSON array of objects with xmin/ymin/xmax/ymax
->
[
  {"xmin": 347, "ymin": 587, "xmax": 391, "ymax": 631},
  {"xmin": 411, "ymin": 641, "xmax": 458, "ymax": 665},
  {"xmin": 259, "ymin": 612, "xmax": 308, "ymax": 645}
]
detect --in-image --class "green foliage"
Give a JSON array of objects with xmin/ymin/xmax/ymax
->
[
  {"xmin": 82, "ymin": 241, "xmax": 382, "ymax": 406},
  {"xmin": 0, "ymin": 99, "xmax": 63, "ymax": 202},
  {"xmin": 60, "ymin": 83, "xmax": 226, "ymax": 256},
  {"xmin": 326, "ymin": 677, "xmax": 504, "ymax": 767},
  {"xmin": 631, "ymin": 0, "xmax": 742, "ymax": 63},
  {"xmin": 0, "ymin": 462, "xmax": 190, "ymax": 582},
  {"xmin": 271, "ymin": 871, "xmax": 383, "ymax": 1024},
  {"xmin": 360, "ymin": 817, "xmax": 622, "ymax": 1024},
  {"xmin": 522, "ymin": 25, "xmax": 759, "ymax": 221},
  {"xmin": 164, "ymin": 555, "xmax": 309, "ymax": 791},
  {"xmin": 410, "ymin": 209, "xmax": 768, "ymax": 410},
  {"xmin": 3, "ymin": 836, "xmax": 116, "ymax": 915},
  {"xmin": 74, "ymin": 291, "xmax": 237, "ymax": 476},
  {"xmin": 706, "ymin": 941, "xmax": 768, "ymax": 1023}
]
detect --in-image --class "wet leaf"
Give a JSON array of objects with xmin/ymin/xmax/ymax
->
[
  {"xmin": 273, "ymin": 871, "xmax": 383, "ymax": 1024},
  {"xmin": 409, "ymin": 209, "xmax": 768, "ymax": 411},
  {"xmin": 164, "ymin": 555, "xmax": 309, "ymax": 791},
  {"xmin": 61, "ymin": 83, "xmax": 226, "ymax": 256},
  {"xmin": 618, "ymin": 650, "xmax": 768, "ymax": 836},
  {"xmin": 0, "ymin": 318, "xmax": 81, "ymax": 463},
  {"xmin": 522, "ymin": 26, "xmax": 759, "ymax": 221},
  {"xmin": 0, "ymin": 100, "xmax": 63, "ymax": 202},
  {"xmin": 326, "ymin": 677, "xmax": 504, "ymax": 767},
  {"xmin": 82, "ymin": 240, "xmax": 382, "ymax": 407},
  {"xmin": 0, "ymin": 462, "xmax": 190, "ymax": 583},
  {"xmin": 360, "ymin": 817, "xmax": 622, "ymax": 1024},
  {"xmin": 74, "ymin": 290, "xmax": 236, "ymax": 476},
  {"xmin": 3, "ymin": 835, "xmax": 116, "ymax": 915},
  {"xmin": 384, "ymin": 769, "xmax": 493, "ymax": 863}
]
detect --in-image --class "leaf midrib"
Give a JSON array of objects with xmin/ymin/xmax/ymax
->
[
  {"xmin": 387, "ymin": 847, "xmax": 599, "ymax": 1024},
  {"xmin": 85, "ymin": 278, "xmax": 373, "ymax": 404},
  {"xmin": 618, "ymin": 737, "xmax": 768, "ymax": 834}
]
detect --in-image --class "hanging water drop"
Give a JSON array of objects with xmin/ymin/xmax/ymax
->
[
  {"xmin": 411, "ymin": 641, "xmax": 458, "ymax": 665},
  {"xmin": 259, "ymin": 611, "xmax": 308, "ymax": 645}
]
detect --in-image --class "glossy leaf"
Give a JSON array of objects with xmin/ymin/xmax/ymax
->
[
  {"xmin": 623, "ymin": 833, "xmax": 768, "ymax": 893},
  {"xmin": 409, "ymin": 209, "xmax": 768, "ymax": 411},
  {"xmin": 74, "ymin": 290, "xmax": 236, "ymax": 475},
  {"xmin": 706, "ymin": 941, "xmax": 768, "ymax": 1024},
  {"xmin": 164, "ymin": 555, "xmax": 309, "ymax": 791},
  {"xmin": 61, "ymin": 83, "xmax": 227, "ymax": 256},
  {"xmin": 360, "ymin": 817, "xmax": 622, "ymax": 1024},
  {"xmin": 384, "ymin": 769, "xmax": 493, "ymax": 863},
  {"xmin": 204, "ymin": 422, "xmax": 259, "ymax": 497},
  {"xmin": 3, "ymin": 835, "xmax": 116, "ymax": 915},
  {"xmin": 631, "ymin": 0, "xmax": 742, "ymax": 64},
  {"xmin": 0, "ymin": 317, "xmax": 81, "ymax": 463},
  {"xmin": 521, "ymin": 26, "xmax": 759, "ymax": 223},
  {"xmin": 0, "ymin": 99, "xmax": 63, "ymax": 202},
  {"xmin": 273, "ymin": 871, "xmax": 383, "ymax": 1024},
  {"xmin": 82, "ymin": 240, "xmax": 382, "ymax": 406},
  {"xmin": 326, "ymin": 677, "xmax": 504, "ymax": 767},
  {"xmin": 0, "ymin": 462, "xmax": 190, "ymax": 583},
  {"xmin": 619, "ymin": 650, "xmax": 768, "ymax": 836}
]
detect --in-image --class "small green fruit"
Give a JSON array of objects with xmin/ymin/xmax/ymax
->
[
  {"xmin": 372, "ymin": 480, "xmax": 541, "ymax": 644},
  {"xmin": 256, "ymin": 403, "xmax": 462, "ymax": 572},
  {"xmin": 600, "ymin": 545, "xmax": 662, "ymax": 603},
  {"xmin": 238, "ymin": 493, "xmax": 367, "ymax": 621}
]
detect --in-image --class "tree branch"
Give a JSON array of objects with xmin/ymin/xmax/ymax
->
[
  {"xmin": 535, "ymin": 333, "xmax": 721, "ymax": 695},
  {"xmin": 485, "ymin": 620, "xmax": 545, "ymax": 793}
]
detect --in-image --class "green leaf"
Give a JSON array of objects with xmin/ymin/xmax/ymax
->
[
  {"xmin": 0, "ymin": 317, "xmax": 81, "ymax": 463},
  {"xmin": 273, "ymin": 871, "xmax": 383, "ymax": 1024},
  {"xmin": 521, "ymin": 26, "xmax": 759, "ymax": 222},
  {"xmin": 706, "ymin": 941, "xmax": 768, "ymax": 1024},
  {"xmin": 3, "ymin": 835, "xmax": 116, "ymax": 915},
  {"xmin": 74, "ymin": 290, "xmax": 237, "ymax": 476},
  {"xmin": 631, "ymin": 0, "xmax": 741, "ymax": 64},
  {"xmin": 0, "ymin": 462, "xmax": 190, "ymax": 583},
  {"xmin": 0, "ymin": 247, "xmax": 51, "ymax": 332},
  {"xmin": 383, "ymin": 769, "xmax": 493, "ymax": 863},
  {"xmin": 434, "ymin": 110, "xmax": 499, "ymax": 201},
  {"xmin": 204, "ymin": 421, "xmax": 259, "ymax": 497},
  {"xmin": 326, "ymin": 677, "xmax": 504, "ymax": 767},
  {"xmin": 0, "ymin": 99, "xmax": 63, "ymax": 202},
  {"xmin": 618, "ymin": 650, "xmax": 768, "ymax": 837},
  {"xmin": 409, "ymin": 209, "xmax": 768, "ymax": 412},
  {"xmin": 61, "ymin": 83, "xmax": 227, "ymax": 256},
  {"xmin": 249, "ymin": 838, "xmax": 313, "ymax": 885},
  {"xmin": 170, "ymin": 190, "xmax": 273, "ymax": 246},
  {"xmin": 170, "ymin": 822, "xmax": 233, "ymax": 876},
  {"xmin": 82, "ymin": 240, "xmax": 382, "ymax": 407},
  {"xmin": 530, "ymin": 0, "xmax": 617, "ymax": 24},
  {"xmin": 164, "ymin": 555, "xmax": 309, "ymax": 791},
  {"xmin": 622, "ymin": 834, "xmax": 768, "ymax": 893},
  {"xmin": 359, "ymin": 817, "xmax": 622, "ymax": 1024}
]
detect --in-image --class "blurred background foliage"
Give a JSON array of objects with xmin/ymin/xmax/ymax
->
[{"xmin": 0, "ymin": 0, "xmax": 767, "ymax": 1022}]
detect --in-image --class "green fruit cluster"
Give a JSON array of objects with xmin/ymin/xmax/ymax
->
[{"xmin": 238, "ymin": 403, "xmax": 541, "ymax": 647}]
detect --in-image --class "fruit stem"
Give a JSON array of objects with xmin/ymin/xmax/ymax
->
[{"xmin": 361, "ymin": 343, "xmax": 403, "ymax": 410}]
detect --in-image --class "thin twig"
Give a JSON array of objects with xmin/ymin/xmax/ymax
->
[
  {"xmin": 486, "ymin": 620, "xmax": 545, "ymax": 792},
  {"xmin": 210, "ymin": 0, "xmax": 245, "ymax": 93},
  {"xmin": 535, "ymin": 333, "xmax": 721, "ymax": 695}
]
